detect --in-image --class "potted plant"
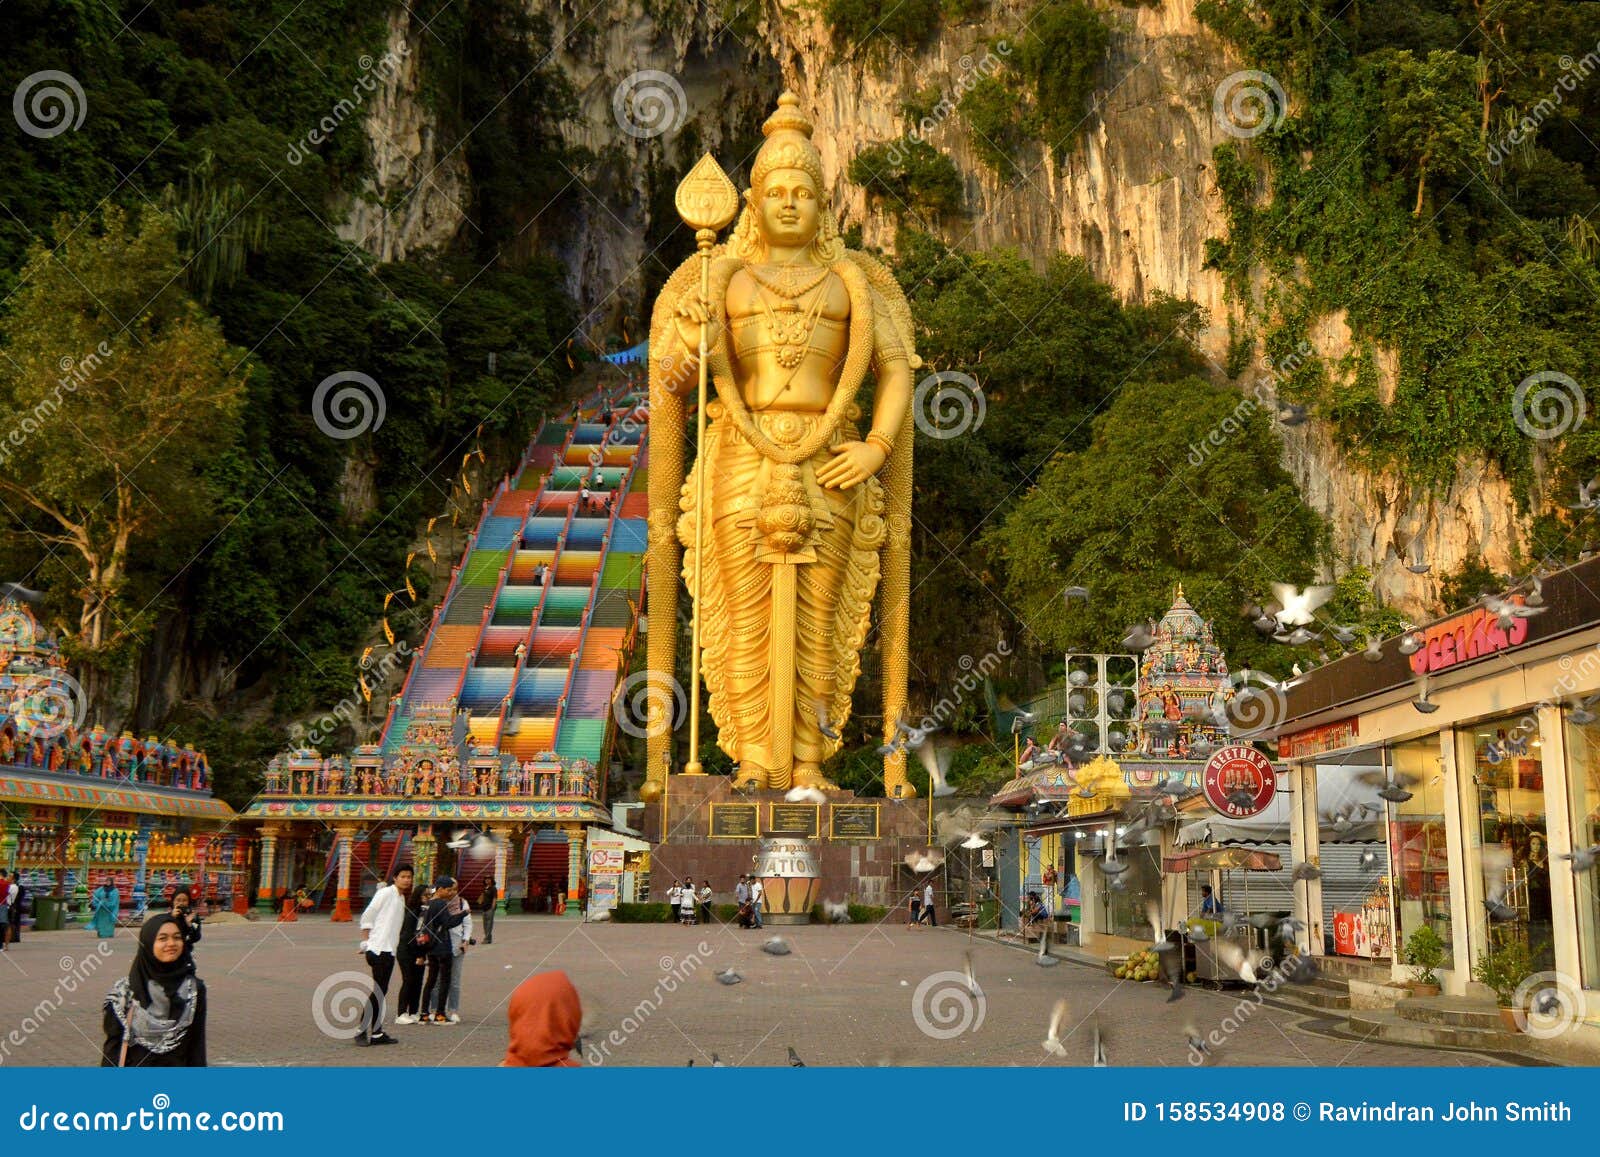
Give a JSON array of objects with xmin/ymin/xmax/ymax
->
[
  {"xmin": 1471, "ymin": 929, "xmax": 1536, "ymax": 1031},
  {"xmin": 1401, "ymin": 925, "xmax": 1446, "ymax": 996}
]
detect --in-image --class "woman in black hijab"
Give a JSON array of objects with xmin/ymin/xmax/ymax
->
[{"xmin": 101, "ymin": 914, "xmax": 207, "ymax": 1067}]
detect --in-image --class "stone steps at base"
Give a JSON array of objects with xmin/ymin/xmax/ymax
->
[
  {"xmin": 1347, "ymin": 1007, "xmax": 1520, "ymax": 1051},
  {"xmin": 1395, "ymin": 997, "xmax": 1505, "ymax": 1031},
  {"xmin": 1312, "ymin": 955, "xmax": 1395, "ymax": 982}
]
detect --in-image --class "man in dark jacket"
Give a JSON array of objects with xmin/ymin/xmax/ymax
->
[
  {"xmin": 418, "ymin": 877, "xmax": 468, "ymax": 1023},
  {"xmin": 479, "ymin": 878, "xmax": 498, "ymax": 945}
]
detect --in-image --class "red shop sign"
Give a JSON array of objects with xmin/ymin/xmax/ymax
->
[
  {"xmin": 1202, "ymin": 745, "xmax": 1276, "ymax": 818},
  {"xmin": 1408, "ymin": 601, "xmax": 1529, "ymax": 677}
]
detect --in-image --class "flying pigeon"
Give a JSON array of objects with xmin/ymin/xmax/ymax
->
[
  {"xmin": 822, "ymin": 899, "xmax": 851, "ymax": 923},
  {"xmin": 1569, "ymin": 697, "xmax": 1599, "ymax": 727},
  {"xmin": 1292, "ymin": 862, "xmax": 1321, "ymax": 881},
  {"xmin": 1121, "ymin": 623, "xmax": 1155, "ymax": 652},
  {"xmin": 962, "ymin": 950, "xmax": 981, "ymax": 996},
  {"xmin": 1277, "ymin": 402, "xmax": 1309, "ymax": 427},
  {"xmin": 814, "ymin": 698, "xmax": 841, "ymax": 741},
  {"xmin": 787, "ymin": 1045, "xmax": 805, "ymax": 1067},
  {"xmin": 785, "ymin": 785, "xmax": 827, "ymax": 805},
  {"xmin": 1573, "ymin": 478, "xmax": 1600, "ymax": 510},
  {"xmin": 1361, "ymin": 636, "xmax": 1383, "ymax": 663},
  {"xmin": 0, "ymin": 582, "xmax": 42, "ymax": 604},
  {"xmin": 1092, "ymin": 1016, "xmax": 1108, "ymax": 1067},
  {"xmin": 1411, "ymin": 675, "xmax": 1439, "ymax": 714},
  {"xmin": 1328, "ymin": 623, "xmax": 1357, "ymax": 644},
  {"xmin": 711, "ymin": 1052, "xmax": 726, "ymax": 1067},
  {"xmin": 1525, "ymin": 575, "xmax": 1545, "ymax": 607},
  {"xmin": 1042, "ymin": 998, "xmax": 1069, "ymax": 1057},
  {"xmin": 1484, "ymin": 897, "xmax": 1519, "ymax": 923},
  {"xmin": 1397, "ymin": 632, "xmax": 1423, "ymax": 656},
  {"xmin": 1062, "ymin": 585, "xmax": 1090, "ymax": 602},
  {"xmin": 1561, "ymin": 845, "xmax": 1600, "ymax": 872},
  {"xmin": 762, "ymin": 936, "xmax": 792, "ymax": 956},
  {"xmin": 1036, "ymin": 926, "xmax": 1060, "ymax": 967},
  {"xmin": 1270, "ymin": 582, "xmax": 1335, "ymax": 627}
]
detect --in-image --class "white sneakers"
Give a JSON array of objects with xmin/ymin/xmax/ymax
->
[
  {"xmin": 394, "ymin": 1013, "xmax": 418, "ymax": 1025},
  {"xmin": 448, "ymin": 1013, "xmax": 461, "ymax": 1023}
]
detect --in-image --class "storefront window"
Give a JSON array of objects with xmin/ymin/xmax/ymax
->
[
  {"xmin": 1565, "ymin": 714, "xmax": 1600, "ymax": 988},
  {"xmin": 1388, "ymin": 736, "xmax": 1451, "ymax": 957},
  {"xmin": 1458, "ymin": 713, "xmax": 1555, "ymax": 972}
]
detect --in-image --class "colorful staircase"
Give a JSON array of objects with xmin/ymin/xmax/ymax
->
[{"xmin": 378, "ymin": 388, "xmax": 649, "ymax": 782}]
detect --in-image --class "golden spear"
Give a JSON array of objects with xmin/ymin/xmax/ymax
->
[{"xmin": 672, "ymin": 154, "xmax": 739, "ymax": 775}]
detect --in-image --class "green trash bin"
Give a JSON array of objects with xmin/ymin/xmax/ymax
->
[
  {"xmin": 977, "ymin": 898, "xmax": 1000, "ymax": 930},
  {"xmin": 33, "ymin": 896, "xmax": 64, "ymax": 932}
]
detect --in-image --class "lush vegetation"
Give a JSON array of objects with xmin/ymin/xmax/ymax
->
[
  {"xmin": 848, "ymin": 138, "xmax": 966, "ymax": 219},
  {"xmin": 0, "ymin": 0, "xmax": 580, "ymax": 804},
  {"xmin": 959, "ymin": 0, "xmax": 1110, "ymax": 174},
  {"xmin": 1196, "ymin": 0, "xmax": 1600, "ymax": 540},
  {"xmin": 822, "ymin": 0, "xmax": 943, "ymax": 53}
]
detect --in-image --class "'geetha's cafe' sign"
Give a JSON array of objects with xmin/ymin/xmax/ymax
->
[{"xmin": 1407, "ymin": 599, "xmax": 1531, "ymax": 676}]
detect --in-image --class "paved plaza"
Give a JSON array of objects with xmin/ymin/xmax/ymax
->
[{"xmin": 0, "ymin": 916, "xmax": 1506, "ymax": 1068}]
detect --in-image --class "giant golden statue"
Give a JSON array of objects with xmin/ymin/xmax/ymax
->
[{"xmin": 644, "ymin": 92, "xmax": 916, "ymax": 796}]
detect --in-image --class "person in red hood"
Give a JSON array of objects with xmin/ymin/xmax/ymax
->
[{"xmin": 501, "ymin": 971, "xmax": 582, "ymax": 1067}]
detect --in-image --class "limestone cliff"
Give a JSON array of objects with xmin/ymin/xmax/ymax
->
[{"xmin": 340, "ymin": 0, "xmax": 1530, "ymax": 616}]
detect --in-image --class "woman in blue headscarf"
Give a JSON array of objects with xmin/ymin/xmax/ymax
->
[{"xmin": 90, "ymin": 880, "xmax": 120, "ymax": 938}]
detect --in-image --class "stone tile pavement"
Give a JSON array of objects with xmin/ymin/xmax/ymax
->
[{"xmin": 0, "ymin": 916, "xmax": 1506, "ymax": 1067}]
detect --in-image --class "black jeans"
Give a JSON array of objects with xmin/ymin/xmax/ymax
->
[
  {"xmin": 363, "ymin": 951, "xmax": 395, "ymax": 1037},
  {"xmin": 421, "ymin": 955, "xmax": 453, "ymax": 1017},
  {"xmin": 396, "ymin": 954, "xmax": 424, "ymax": 1016},
  {"xmin": 481, "ymin": 906, "xmax": 495, "ymax": 944}
]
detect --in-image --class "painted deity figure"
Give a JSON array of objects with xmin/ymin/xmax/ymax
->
[{"xmin": 647, "ymin": 92, "xmax": 918, "ymax": 792}]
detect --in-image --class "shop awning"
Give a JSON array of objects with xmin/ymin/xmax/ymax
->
[
  {"xmin": 1163, "ymin": 848, "xmax": 1282, "ymax": 873},
  {"xmin": 1022, "ymin": 810, "xmax": 1118, "ymax": 837}
]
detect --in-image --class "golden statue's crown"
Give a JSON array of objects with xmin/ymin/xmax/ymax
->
[{"xmin": 751, "ymin": 90, "xmax": 824, "ymax": 192}]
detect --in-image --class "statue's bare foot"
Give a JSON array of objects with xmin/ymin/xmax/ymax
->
[
  {"xmin": 733, "ymin": 765, "xmax": 766, "ymax": 791},
  {"xmin": 793, "ymin": 763, "xmax": 837, "ymax": 789}
]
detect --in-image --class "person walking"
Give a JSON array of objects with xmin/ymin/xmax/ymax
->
[
  {"xmin": 908, "ymin": 890, "xmax": 921, "ymax": 928},
  {"xmin": 918, "ymin": 881, "xmax": 936, "ymax": 927},
  {"xmin": 418, "ymin": 876, "xmax": 468, "ymax": 1024},
  {"xmin": 479, "ymin": 877, "xmax": 498, "ymax": 945},
  {"xmin": 0, "ymin": 869, "xmax": 13, "ymax": 951},
  {"xmin": 7, "ymin": 873, "xmax": 25, "ymax": 944},
  {"xmin": 749, "ymin": 876, "xmax": 764, "ymax": 929},
  {"xmin": 101, "ymin": 914, "xmax": 207, "ymax": 1067},
  {"xmin": 355, "ymin": 867, "xmax": 409, "ymax": 1046},
  {"xmin": 445, "ymin": 886, "xmax": 473, "ymax": 1024},
  {"xmin": 91, "ymin": 880, "xmax": 121, "ymax": 938},
  {"xmin": 733, "ymin": 876, "xmax": 750, "ymax": 928},
  {"xmin": 501, "ymin": 971, "xmax": 582, "ymax": 1067},
  {"xmin": 393, "ymin": 869, "xmax": 425, "ymax": 1025},
  {"xmin": 697, "ymin": 880, "xmax": 713, "ymax": 927}
]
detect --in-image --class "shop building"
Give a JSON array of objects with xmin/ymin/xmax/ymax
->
[{"xmin": 1267, "ymin": 555, "xmax": 1600, "ymax": 1028}]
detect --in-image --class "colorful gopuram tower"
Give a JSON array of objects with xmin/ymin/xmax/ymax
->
[{"xmin": 1134, "ymin": 586, "xmax": 1232, "ymax": 759}]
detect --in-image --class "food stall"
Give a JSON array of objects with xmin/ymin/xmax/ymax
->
[{"xmin": 1163, "ymin": 847, "xmax": 1284, "ymax": 984}]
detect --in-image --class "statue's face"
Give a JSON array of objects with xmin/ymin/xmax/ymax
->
[{"xmin": 755, "ymin": 167, "xmax": 821, "ymax": 251}]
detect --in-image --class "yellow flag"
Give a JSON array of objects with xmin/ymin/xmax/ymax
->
[
  {"xmin": 359, "ymin": 646, "xmax": 373, "ymax": 668},
  {"xmin": 384, "ymin": 591, "xmax": 396, "ymax": 612},
  {"xmin": 359, "ymin": 674, "xmax": 372, "ymax": 702},
  {"xmin": 427, "ymin": 517, "xmax": 438, "ymax": 535},
  {"xmin": 462, "ymin": 474, "xmax": 471, "ymax": 496},
  {"xmin": 383, "ymin": 617, "xmax": 395, "ymax": 646},
  {"xmin": 427, "ymin": 538, "xmax": 437, "ymax": 562},
  {"xmin": 405, "ymin": 574, "xmax": 417, "ymax": 601},
  {"xmin": 405, "ymin": 551, "xmax": 416, "ymax": 571}
]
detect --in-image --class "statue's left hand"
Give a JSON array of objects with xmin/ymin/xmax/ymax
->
[{"xmin": 817, "ymin": 440, "xmax": 887, "ymax": 490}]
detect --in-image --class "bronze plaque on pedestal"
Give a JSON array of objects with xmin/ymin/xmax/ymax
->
[
  {"xmin": 767, "ymin": 803, "xmax": 819, "ymax": 837},
  {"xmin": 709, "ymin": 803, "xmax": 759, "ymax": 839},
  {"xmin": 829, "ymin": 804, "xmax": 880, "ymax": 840}
]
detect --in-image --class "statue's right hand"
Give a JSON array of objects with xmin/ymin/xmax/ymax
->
[{"xmin": 673, "ymin": 293, "xmax": 720, "ymax": 355}]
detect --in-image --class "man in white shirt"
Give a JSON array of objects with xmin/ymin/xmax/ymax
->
[
  {"xmin": 446, "ymin": 890, "xmax": 474, "ymax": 1023},
  {"xmin": 356, "ymin": 866, "xmax": 411, "ymax": 1046},
  {"xmin": 749, "ymin": 877, "xmax": 764, "ymax": 929},
  {"xmin": 919, "ymin": 881, "xmax": 936, "ymax": 927}
]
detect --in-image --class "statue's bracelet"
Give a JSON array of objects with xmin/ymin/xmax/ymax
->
[{"xmin": 866, "ymin": 431, "xmax": 894, "ymax": 455}]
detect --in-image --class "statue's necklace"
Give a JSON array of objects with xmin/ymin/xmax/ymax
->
[
  {"xmin": 749, "ymin": 262, "xmax": 830, "ymax": 300},
  {"xmin": 755, "ymin": 277, "xmax": 830, "ymax": 370}
]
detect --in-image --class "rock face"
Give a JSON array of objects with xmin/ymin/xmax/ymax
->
[
  {"xmin": 336, "ymin": 9, "xmax": 471, "ymax": 261},
  {"xmin": 337, "ymin": 0, "xmax": 1529, "ymax": 614}
]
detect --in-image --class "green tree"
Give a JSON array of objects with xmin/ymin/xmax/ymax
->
[
  {"xmin": 985, "ymin": 376, "xmax": 1327, "ymax": 675},
  {"xmin": 0, "ymin": 208, "xmax": 247, "ymax": 701},
  {"xmin": 1375, "ymin": 50, "xmax": 1480, "ymax": 216},
  {"xmin": 848, "ymin": 138, "xmax": 965, "ymax": 218}
]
